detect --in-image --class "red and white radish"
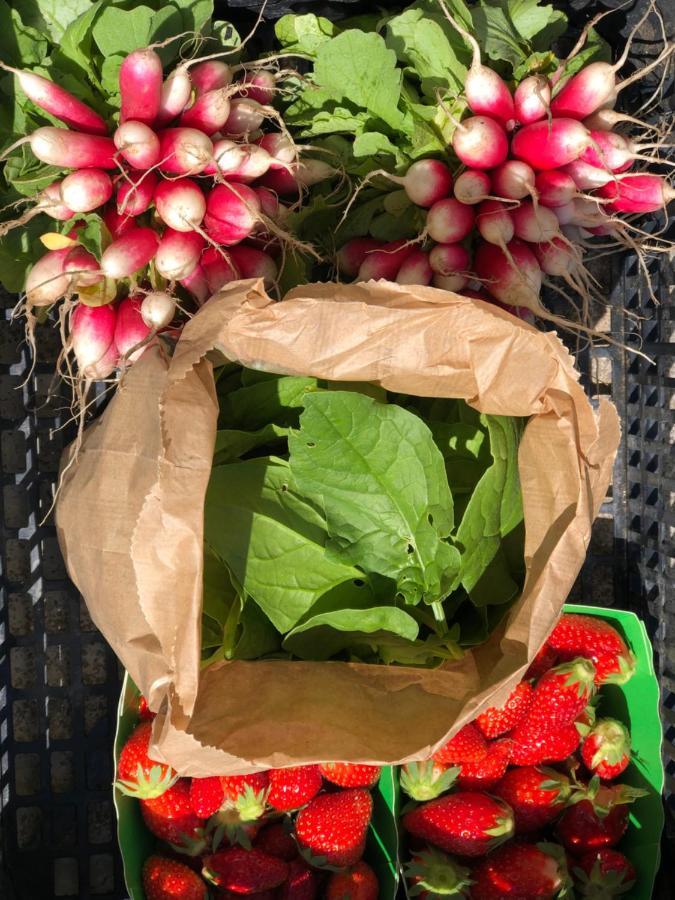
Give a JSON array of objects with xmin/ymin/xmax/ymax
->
[
  {"xmin": 157, "ymin": 68, "xmax": 193, "ymax": 127},
  {"xmin": 356, "ymin": 240, "xmax": 414, "ymax": 282},
  {"xmin": 39, "ymin": 182, "xmax": 75, "ymax": 221},
  {"xmin": 141, "ymin": 291, "xmax": 176, "ymax": 329},
  {"xmin": 426, "ymin": 198, "xmax": 475, "ymax": 244},
  {"xmin": 453, "ymin": 170, "xmax": 491, "ymax": 205},
  {"xmin": 179, "ymin": 89, "xmax": 231, "ymax": 135},
  {"xmin": 3, "ymin": 65, "xmax": 108, "ymax": 135},
  {"xmin": 154, "ymin": 178, "xmax": 206, "ymax": 232},
  {"xmin": 562, "ymin": 159, "xmax": 614, "ymax": 191},
  {"xmin": 190, "ymin": 60, "xmax": 232, "ymax": 95},
  {"xmin": 511, "ymin": 119, "xmax": 592, "ymax": 170},
  {"xmin": 239, "ymin": 70, "xmax": 276, "ymax": 105},
  {"xmin": 114, "ymin": 121, "xmax": 160, "ymax": 169},
  {"xmin": 228, "ymin": 245, "xmax": 278, "ymax": 289},
  {"xmin": 203, "ymin": 183, "xmax": 261, "ymax": 245},
  {"xmin": 514, "ymin": 75, "xmax": 551, "ymax": 125},
  {"xmin": 117, "ymin": 172, "xmax": 158, "ymax": 217},
  {"xmin": 257, "ymin": 133, "xmax": 297, "ymax": 171},
  {"xmin": 100, "ymin": 227, "xmax": 159, "ymax": 279},
  {"xmin": 452, "ymin": 116, "xmax": 509, "ymax": 170},
  {"xmin": 103, "ymin": 207, "xmax": 136, "ymax": 239},
  {"xmin": 395, "ymin": 249, "xmax": 433, "ymax": 286},
  {"xmin": 60, "ymin": 169, "xmax": 113, "ymax": 213},
  {"xmin": 180, "ymin": 263, "xmax": 210, "ymax": 303},
  {"xmin": 155, "ymin": 229, "xmax": 205, "ymax": 280},
  {"xmin": 201, "ymin": 247, "xmax": 239, "ymax": 293},
  {"xmin": 512, "ymin": 201, "xmax": 561, "ymax": 243},
  {"xmin": 223, "ymin": 98, "xmax": 266, "ymax": 135},
  {"xmin": 25, "ymin": 248, "xmax": 73, "ymax": 306},
  {"xmin": 157, "ymin": 128, "xmax": 214, "ymax": 175},
  {"xmin": 63, "ymin": 246, "xmax": 102, "ymax": 288},
  {"xmin": 429, "ymin": 243, "xmax": 470, "ymax": 291},
  {"xmin": 114, "ymin": 295, "xmax": 152, "ymax": 363},
  {"xmin": 119, "ymin": 49, "xmax": 163, "ymax": 125},
  {"xmin": 474, "ymin": 239, "xmax": 542, "ymax": 310},
  {"xmin": 476, "ymin": 200, "xmax": 515, "ymax": 247},
  {"xmin": 12, "ymin": 127, "xmax": 117, "ymax": 169},
  {"xmin": 228, "ymin": 144, "xmax": 273, "ymax": 183},
  {"xmin": 598, "ymin": 173, "xmax": 675, "ymax": 214},
  {"xmin": 491, "ymin": 160, "xmax": 537, "ymax": 201},
  {"xmin": 534, "ymin": 171, "xmax": 578, "ymax": 208},
  {"xmin": 71, "ymin": 303, "xmax": 117, "ymax": 377},
  {"xmin": 203, "ymin": 139, "xmax": 247, "ymax": 176},
  {"xmin": 337, "ymin": 239, "xmax": 385, "ymax": 277}
]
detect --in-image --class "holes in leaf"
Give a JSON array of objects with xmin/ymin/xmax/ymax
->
[
  {"xmin": 428, "ymin": 514, "xmax": 434, "ymax": 526},
  {"xmin": 280, "ymin": 484, "xmax": 288, "ymax": 492},
  {"xmin": 306, "ymin": 441, "xmax": 316, "ymax": 448},
  {"xmin": 407, "ymin": 543, "xmax": 415, "ymax": 555},
  {"xmin": 353, "ymin": 579, "xmax": 365, "ymax": 588}
]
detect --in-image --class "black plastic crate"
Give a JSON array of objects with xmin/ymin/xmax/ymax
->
[{"xmin": 0, "ymin": 1, "xmax": 673, "ymax": 898}]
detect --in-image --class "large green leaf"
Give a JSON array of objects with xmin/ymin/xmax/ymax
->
[
  {"xmin": 275, "ymin": 13, "xmax": 337, "ymax": 58},
  {"xmin": 472, "ymin": 0, "xmax": 567, "ymax": 71},
  {"xmin": 289, "ymin": 391, "xmax": 460, "ymax": 607},
  {"xmin": 17, "ymin": 0, "xmax": 95, "ymax": 42},
  {"xmin": 0, "ymin": 1, "xmax": 50, "ymax": 67},
  {"xmin": 218, "ymin": 375, "xmax": 318, "ymax": 431}
]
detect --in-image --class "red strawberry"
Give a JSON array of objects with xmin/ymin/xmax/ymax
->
[
  {"xmin": 116, "ymin": 721, "xmax": 177, "ymax": 799},
  {"xmin": 494, "ymin": 767, "xmax": 570, "ymax": 833},
  {"xmin": 525, "ymin": 643, "xmax": 559, "ymax": 680},
  {"xmin": 255, "ymin": 823, "xmax": 298, "ymax": 861},
  {"xmin": 521, "ymin": 659, "xmax": 597, "ymax": 735},
  {"xmin": 140, "ymin": 780, "xmax": 207, "ymax": 854},
  {"xmin": 475, "ymin": 682, "xmax": 534, "ymax": 739},
  {"xmin": 401, "ymin": 791, "xmax": 514, "ymax": 857},
  {"xmin": 573, "ymin": 848, "xmax": 636, "ymax": 896},
  {"xmin": 319, "ymin": 763, "xmax": 381, "ymax": 789},
  {"xmin": 404, "ymin": 847, "xmax": 472, "ymax": 899},
  {"xmin": 400, "ymin": 759, "xmax": 459, "ymax": 801},
  {"xmin": 433, "ymin": 723, "xmax": 487, "ymax": 766},
  {"xmin": 509, "ymin": 722, "xmax": 581, "ymax": 766},
  {"xmin": 456, "ymin": 738, "xmax": 512, "ymax": 791},
  {"xmin": 138, "ymin": 694, "xmax": 155, "ymax": 721},
  {"xmin": 189, "ymin": 776, "xmax": 225, "ymax": 818},
  {"xmin": 295, "ymin": 789, "xmax": 373, "ymax": 868},
  {"xmin": 555, "ymin": 781, "xmax": 646, "ymax": 854},
  {"xmin": 326, "ymin": 860, "xmax": 379, "ymax": 900},
  {"xmin": 202, "ymin": 847, "xmax": 288, "ymax": 893},
  {"xmin": 547, "ymin": 614, "xmax": 636, "ymax": 685},
  {"xmin": 220, "ymin": 772, "xmax": 270, "ymax": 821},
  {"xmin": 470, "ymin": 842, "xmax": 570, "ymax": 899},
  {"xmin": 278, "ymin": 859, "xmax": 320, "ymax": 900},
  {"xmin": 581, "ymin": 719, "xmax": 630, "ymax": 780},
  {"xmin": 142, "ymin": 855, "xmax": 206, "ymax": 900},
  {"xmin": 268, "ymin": 765, "xmax": 323, "ymax": 811}
]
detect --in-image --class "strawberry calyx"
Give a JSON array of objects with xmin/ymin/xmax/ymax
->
[
  {"xmin": 209, "ymin": 804, "xmax": 263, "ymax": 850},
  {"xmin": 598, "ymin": 651, "xmax": 636, "ymax": 686},
  {"xmin": 538, "ymin": 766, "xmax": 573, "ymax": 802},
  {"xmin": 557, "ymin": 658, "xmax": 597, "ymax": 698},
  {"xmin": 536, "ymin": 841, "xmax": 574, "ymax": 898},
  {"xmin": 115, "ymin": 761, "xmax": 179, "ymax": 800},
  {"xmin": 585, "ymin": 719, "xmax": 631, "ymax": 771},
  {"xmin": 400, "ymin": 761, "xmax": 459, "ymax": 802},
  {"xmin": 405, "ymin": 847, "xmax": 473, "ymax": 897},
  {"xmin": 484, "ymin": 799, "xmax": 516, "ymax": 848},
  {"xmin": 296, "ymin": 844, "xmax": 344, "ymax": 874},
  {"xmin": 573, "ymin": 849, "xmax": 636, "ymax": 897},
  {"xmin": 169, "ymin": 827, "xmax": 209, "ymax": 858},
  {"xmin": 568, "ymin": 776, "xmax": 647, "ymax": 818}
]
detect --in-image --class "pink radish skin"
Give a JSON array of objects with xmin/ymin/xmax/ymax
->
[
  {"xmin": 452, "ymin": 116, "xmax": 508, "ymax": 170},
  {"xmin": 85, "ymin": 340, "xmax": 119, "ymax": 380},
  {"xmin": 428, "ymin": 243, "xmax": 470, "ymax": 278},
  {"xmin": 179, "ymin": 89, "xmax": 231, "ymax": 135},
  {"xmin": 180, "ymin": 264, "xmax": 210, "ymax": 303},
  {"xmin": 474, "ymin": 239, "xmax": 542, "ymax": 309},
  {"xmin": 114, "ymin": 296, "xmax": 152, "ymax": 363},
  {"xmin": 491, "ymin": 160, "xmax": 537, "ymax": 201},
  {"xmin": 553, "ymin": 203, "xmax": 576, "ymax": 226},
  {"xmin": 154, "ymin": 178, "xmax": 206, "ymax": 232},
  {"xmin": 511, "ymin": 118, "xmax": 592, "ymax": 170},
  {"xmin": 190, "ymin": 61, "xmax": 232, "ymax": 95},
  {"xmin": 103, "ymin": 207, "xmax": 135, "ymax": 239},
  {"xmin": 228, "ymin": 144, "xmax": 273, "ymax": 183},
  {"xmin": 598, "ymin": 174, "xmax": 675, "ymax": 214},
  {"xmin": 25, "ymin": 248, "xmax": 72, "ymax": 306},
  {"xmin": 63, "ymin": 246, "xmax": 102, "ymax": 288},
  {"xmin": 204, "ymin": 183, "xmax": 261, "ymax": 245},
  {"xmin": 426, "ymin": 198, "xmax": 475, "ymax": 244},
  {"xmin": 155, "ymin": 229, "xmax": 205, "ymax": 280},
  {"xmin": 117, "ymin": 172, "xmax": 158, "ymax": 216},
  {"xmin": 10, "ymin": 68, "xmax": 108, "ymax": 135},
  {"xmin": 512, "ymin": 201, "xmax": 560, "ymax": 243},
  {"xmin": 253, "ymin": 187, "xmax": 281, "ymax": 221},
  {"xmin": 114, "ymin": 121, "xmax": 160, "ymax": 169},
  {"xmin": 533, "ymin": 237, "xmax": 580, "ymax": 278},
  {"xmin": 260, "ymin": 167, "xmax": 299, "ymax": 196},
  {"xmin": 534, "ymin": 171, "xmax": 577, "ymax": 208},
  {"xmin": 223, "ymin": 98, "xmax": 266, "ymax": 135},
  {"xmin": 228, "ymin": 245, "xmax": 278, "ymax": 289},
  {"xmin": 395, "ymin": 249, "xmax": 433, "ymax": 286},
  {"xmin": 395, "ymin": 160, "xmax": 453, "ymax": 208},
  {"xmin": 141, "ymin": 291, "xmax": 176, "ymax": 329},
  {"xmin": 550, "ymin": 62, "xmax": 616, "ymax": 120},
  {"xmin": 119, "ymin": 49, "xmax": 163, "ymax": 125},
  {"xmin": 257, "ymin": 133, "xmax": 296, "ymax": 171},
  {"xmin": 39, "ymin": 182, "xmax": 75, "ymax": 221},
  {"xmin": 100, "ymin": 227, "xmax": 159, "ymax": 279},
  {"xmin": 60, "ymin": 169, "xmax": 112, "ymax": 213},
  {"xmin": 71, "ymin": 303, "xmax": 117, "ymax": 377},
  {"xmin": 476, "ymin": 200, "xmax": 515, "ymax": 246},
  {"xmin": 514, "ymin": 75, "xmax": 551, "ymax": 125},
  {"xmin": 26, "ymin": 127, "xmax": 117, "ymax": 169},
  {"xmin": 357, "ymin": 240, "xmax": 414, "ymax": 282},
  {"xmin": 157, "ymin": 128, "xmax": 214, "ymax": 175},
  {"xmin": 157, "ymin": 68, "xmax": 193, "ymax": 126},
  {"xmin": 240, "ymin": 70, "xmax": 276, "ymax": 105},
  {"xmin": 580, "ymin": 130, "xmax": 638, "ymax": 173},
  {"xmin": 453, "ymin": 170, "xmax": 491, "ymax": 205},
  {"xmin": 562, "ymin": 159, "xmax": 613, "ymax": 191},
  {"xmin": 337, "ymin": 239, "xmax": 385, "ymax": 277},
  {"xmin": 201, "ymin": 247, "xmax": 239, "ymax": 293},
  {"xmin": 203, "ymin": 139, "xmax": 247, "ymax": 176}
]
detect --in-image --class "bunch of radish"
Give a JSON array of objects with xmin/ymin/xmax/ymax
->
[
  {"xmin": 337, "ymin": 2, "xmax": 673, "ymax": 337},
  {"xmin": 3, "ymin": 44, "xmax": 333, "ymax": 380}
]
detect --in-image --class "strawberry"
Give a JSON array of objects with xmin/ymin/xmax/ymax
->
[
  {"xmin": 255, "ymin": 823, "xmax": 298, "ymax": 861},
  {"xmin": 401, "ymin": 791, "xmax": 514, "ymax": 857},
  {"xmin": 525, "ymin": 643, "xmax": 559, "ymax": 680},
  {"xmin": 509, "ymin": 722, "xmax": 581, "ymax": 766},
  {"xmin": 555, "ymin": 781, "xmax": 646, "ymax": 854},
  {"xmin": 202, "ymin": 847, "xmax": 288, "ymax": 893},
  {"xmin": 137, "ymin": 694, "xmax": 155, "ymax": 721},
  {"xmin": 319, "ymin": 763, "xmax": 381, "ymax": 789},
  {"xmin": 116, "ymin": 721, "xmax": 177, "ymax": 799},
  {"xmin": 278, "ymin": 859, "xmax": 320, "ymax": 900},
  {"xmin": 189, "ymin": 776, "xmax": 225, "ymax": 818},
  {"xmin": 268, "ymin": 765, "xmax": 323, "ymax": 811},
  {"xmin": 295, "ymin": 788, "xmax": 373, "ymax": 868},
  {"xmin": 494, "ymin": 766, "xmax": 570, "ymax": 833},
  {"xmin": 140, "ymin": 780, "xmax": 207, "ymax": 855},
  {"xmin": 456, "ymin": 738, "xmax": 512, "ymax": 791},
  {"xmin": 470, "ymin": 841, "xmax": 571, "ymax": 899},
  {"xmin": 220, "ymin": 772, "xmax": 270, "ymax": 821},
  {"xmin": 475, "ymin": 681, "xmax": 534, "ymax": 739},
  {"xmin": 142, "ymin": 855, "xmax": 206, "ymax": 900},
  {"xmin": 433, "ymin": 723, "xmax": 487, "ymax": 766},
  {"xmin": 520, "ymin": 659, "xmax": 597, "ymax": 735},
  {"xmin": 326, "ymin": 860, "xmax": 379, "ymax": 900},
  {"xmin": 580, "ymin": 719, "xmax": 631, "ymax": 780},
  {"xmin": 573, "ymin": 848, "xmax": 636, "ymax": 896},
  {"xmin": 404, "ymin": 847, "xmax": 472, "ymax": 899},
  {"xmin": 400, "ymin": 760, "xmax": 459, "ymax": 801},
  {"xmin": 546, "ymin": 614, "xmax": 636, "ymax": 685}
]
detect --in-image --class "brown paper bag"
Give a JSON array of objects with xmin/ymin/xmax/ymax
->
[{"xmin": 55, "ymin": 279, "xmax": 619, "ymax": 775}]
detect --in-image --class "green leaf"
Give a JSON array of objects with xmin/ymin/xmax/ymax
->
[
  {"xmin": 100, "ymin": 54, "xmax": 125, "ymax": 98},
  {"xmin": 213, "ymin": 424, "xmax": 290, "ymax": 465},
  {"xmin": 74, "ymin": 214, "xmax": 105, "ymax": 258},
  {"xmin": 428, "ymin": 421, "xmax": 490, "ymax": 495},
  {"xmin": 53, "ymin": 0, "xmax": 107, "ymax": 84},
  {"xmin": 218, "ymin": 375, "xmax": 318, "ymax": 431},
  {"xmin": 555, "ymin": 27, "xmax": 611, "ymax": 86},
  {"xmin": 275, "ymin": 13, "xmax": 337, "ymax": 58},
  {"xmin": 204, "ymin": 458, "xmax": 364, "ymax": 633},
  {"xmin": 3, "ymin": 146, "xmax": 62, "ymax": 197},
  {"xmin": 231, "ymin": 601, "xmax": 281, "ymax": 660},
  {"xmin": 472, "ymin": 0, "xmax": 567, "ymax": 71},
  {"xmin": 376, "ymin": 629, "xmax": 463, "ymax": 665},
  {"xmin": 468, "ymin": 545, "xmax": 520, "ymax": 608},
  {"xmin": 17, "ymin": 0, "xmax": 95, "ymax": 42},
  {"xmin": 0, "ymin": 216, "xmax": 46, "ymax": 292},
  {"xmin": 92, "ymin": 5, "xmax": 154, "ymax": 56},
  {"xmin": 0, "ymin": 1, "xmax": 50, "ymax": 66},
  {"xmin": 284, "ymin": 87, "xmax": 370, "ymax": 137},
  {"xmin": 313, "ymin": 30, "xmax": 404, "ymax": 131},
  {"xmin": 288, "ymin": 391, "xmax": 460, "ymax": 607}
]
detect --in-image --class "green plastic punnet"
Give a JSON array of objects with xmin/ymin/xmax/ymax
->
[{"xmin": 114, "ymin": 674, "xmax": 400, "ymax": 899}]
